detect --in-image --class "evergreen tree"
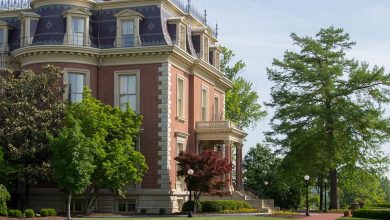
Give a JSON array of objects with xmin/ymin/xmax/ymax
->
[{"xmin": 267, "ymin": 27, "xmax": 390, "ymax": 208}]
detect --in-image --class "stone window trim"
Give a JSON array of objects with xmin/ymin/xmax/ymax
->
[
  {"xmin": 176, "ymin": 75, "xmax": 186, "ymax": 122},
  {"xmin": 114, "ymin": 70, "xmax": 140, "ymax": 113},
  {"xmin": 209, "ymin": 45, "xmax": 221, "ymax": 70},
  {"xmin": 191, "ymin": 27, "xmax": 212, "ymax": 62},
  {"xmin": 167, "ymin": 17, "xmax": 187, "ymax": 51},
  {"xmin": 63, "ymin": 68, "xmax": 91, "ymax": 101},
  {"xmin": 114, "ymin": 9, "xmax": 144, "ymax": 48},
  {"xmin": 201, "ymin": 84, "xmax": 209, "ymax": 121},
  {"xmin": 19, "ymin": 11, "xmax": 41, "ymax": 47},
  {"xmin": 0, "ymin": 20, "xmax": 11, "ymax": 51},
  {"xmin": 62, "ymin": 8, "xmax": 92, "ymax": 46}
]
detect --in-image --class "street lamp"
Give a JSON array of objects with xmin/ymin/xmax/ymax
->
[
  {"xmin": 324, "ymin": 179, "xmax": 328, "ymax": 213},
  {"xmin": 187, "ymin": 169, "xmax": 194, "ymax": 218},
  {"xmin": 264, "ymin": 181, "xmax": 269, "ymax": 186},
  {"xmin": 304, "ymin": 175, "xmax": 310, "ymax": 216}
]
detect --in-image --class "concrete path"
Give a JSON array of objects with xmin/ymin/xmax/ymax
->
[{"xmin": 304, "ymin": 213, "xmax": 344, "ymax": 220}]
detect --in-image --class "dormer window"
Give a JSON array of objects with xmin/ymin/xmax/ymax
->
[
  {"xmin": 192, "ymin": 27, "xmax": 210, "ymax": 62},
  {"xmin": 0, "ymin": 20, "xmax": 10, "ymax": 51},
  {"xmin": 62, "ymin": 8, "xmax": 91, "ymax": 46},
  {"xmin": 167, "ymin": 17, "xmax": 187, "ymax": 51},
  {"xmin": 210, "ymin": 45, "xmax": 221, "ymax": 70},
  {"xmin": 19, "ymin": 11, "xmax": 40, "ymax": 47},
  {"xmin": 114, "ymin": 9, "xmax": 144, "ymax": 48}
]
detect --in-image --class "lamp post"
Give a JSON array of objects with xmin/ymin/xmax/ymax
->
[
  {"xmin": 304, "ymin": 175, "xmax": 310, "ymax": 216},
  {"xmin": 324, "ymin": 179, "xmax": 328, "ymax": 213},
  {"xmin": 264, "ymin": 181, "xmax": 269, "ymax": 199},
  {"xmin": 187, "ymin": 169, "xmax": 194, "ymax": 218}
]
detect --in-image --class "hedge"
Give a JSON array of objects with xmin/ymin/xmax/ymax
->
[
  {"xmin": 40, "ymin": 208, "xmax": 57, "ymax": 217},
  {"xmin": 24, "ymin": 209, "xmax": 35, "ymax": 218},
  {"xmin": 182, "ymin": 201, "xmax": 202, "ymax": 212},
  {"xmin": 8, "ymin": 209, "xmax": 23, "ymax": 218},
  {"xmin": 183, "ymin": 200, "xmax": 251, "ymax": 213},
  {"xmin": 353, "ymin": 209, "xmax": 390, "ymax": 219}
]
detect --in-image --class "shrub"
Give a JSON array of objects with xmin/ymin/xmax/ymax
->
[
  {"xmin": 353, "ymin": 209, "xmax": 390, "ymax": 219},
  {"xmin": 24, "ymin": 209, "xmax": 35, "ymax": 218},
  {"xmin": 159, "ymin": 208, "xmax": 166, "ymax": 215},
  {"xmin": 221, "ymin": 208, "xmax": 258, "ymax": 214},
  {"xmin": 40, "ymin": 208, "xmax": 57, "ymax": 217},
  {"xmin": 140, "ymin": 208, "xmax": 147, "ymax": 214},
  {"xmin": 0, "ymin": 185, "xmax": 10, "ymax": 216},
  {"xmin": 183, "ymin": 200, "xmax": 250, "ymax": 213},
  {"xmin": 8, "ymin": 209, "xmax": 23, "ymax": 218},
  {"xmin": 272, "ymin": 210, "xmax": 298, "ymax": 216},
  {"xmin": 182, "ymin": 201, "xmax": 202, "ymax": 212}
]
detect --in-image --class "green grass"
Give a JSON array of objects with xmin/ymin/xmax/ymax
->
[{"xmin": 76, "ymin": 217, "xmax": 286, "ymax": 220}]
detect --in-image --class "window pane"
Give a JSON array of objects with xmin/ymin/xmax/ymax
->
[
  {"xmin": 122, "ymin": 21, "xmax": 134, "ymax": 35},
  {"xmin": 72, "ymin": 18, "xmax": 84, "ymax": 32},
  {"xmin": 127, "ymin": 200, "xmax": 136, "ymax": 212},
  {"xmin": 68, "ymin": 73, "xmax": 85, "ymax": 103},
  {"xmin": 117, "ymin": 200, "xmax": 126, "ymax": 212},
  {"xmin": 129, "ymin": 95, "xmax": 137, "ymax": 110},
  {"xmin": 127, "ymin": 76, "xmax": 136, "ymax": 94},
  {"xmin": 119, "ymin": 76, "xmax": 128, "ymax": 94},
  {"xmin": 119, "ymin": 75, "xmax": 137, "ymax": 111}
]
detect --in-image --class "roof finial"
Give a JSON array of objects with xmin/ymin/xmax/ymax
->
[
  {"xmin": 204, "ymin": 9, "xmax": 207, "ymax": 24},
  {"xmin": 216, "ymin": 22, "xmax": 219, "ymax": 38},
  {"xmin": 187, "ymin": 0, "xmax": 191, "ymax": 13}
]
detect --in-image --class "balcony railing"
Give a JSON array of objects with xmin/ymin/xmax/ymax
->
[
  {"xmin": 195, "ymin": 121, "xmax": 240, "ymax": 130},
  {"xmin": 10, "ymin": 33, "xmax": 169, "ymax": 50}
]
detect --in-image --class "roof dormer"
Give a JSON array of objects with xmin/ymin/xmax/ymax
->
[
  {"xmin": 114, "ymin": 9, "xmax": 144, "ymax": 47},
  {"xmin": 19, "ymin": 11, "xmax": 41, "ymax": 47},
  {"xmin": 62, "ymin": 8, "xmax": 92, "ymax": 46}
]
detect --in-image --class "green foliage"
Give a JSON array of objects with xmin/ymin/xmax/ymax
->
[
  {"xmin": 244, "ymin": 144, "xmax": 301, "ymax": 209},
  {"xmin": 39, "ymin": 208, "xmax": 56, "ymax": 217},
  {"xmin": 380, "ymin": 177, "xmax": 390, "ymax": 202},
  {"xmin": 353, "ymin": 209, "xmax": 390, "ymax": 219},
  {"xmin": 266, "ymin": 26, "xmax": 390, "ymax": 208},
  {"xmin": 0, "ymin": 65, "xmax": 66, "ymax": 184},
  {"xmin": 140, "ymin": 208, "xmax": 147, "ymax": 214},
  {"xmin": 8, "ymin": 209, "xmax": 23, "ymax": 218},
  {"xmin": 159, "ymin": 208, "xmax": 166, "ymax": 215},
  {"xmin": 338, "ymin": 167, "xmax": 385, "ymax": 207},
  {"xmin": 67, "ymin": 90, "xmax": 147, "ymax": 211},
  {"xmin": 0, "ymin": 185, "xmax": 10, "ymax": 216},
  {"xmin": 272, "ymin": 210, "xmax": 299, "ymax": 216},
  {"xmin": 370, "ymin": 203, "xmax": 390, "ymax": 208},
  {"xmin": 182, "ymin": 201, "xmax": 202, "ymax": 212},
  {"xmin": 50, "ymin": 121, "xmax": 95, "ymax": 194},
  {"xmin": 221, "ymin": 208, "xmax": 259, "ymax": 214},
  {"xmin": 24, "ymin": 209, "xmax": 35, "ymax": 218},
  {"xmin": 221, "ymin": 47, "xmax": 266, "ymax": 129}
]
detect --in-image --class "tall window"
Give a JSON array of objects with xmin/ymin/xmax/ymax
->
[
  {"xmin": 119, "ymin": 75, "xmax": 137, "ymax": 111},
  {"xmin": 214, "ymin": 96, "xmax": 219, "ymax": 121},
  {"xmin": 122, "ymin": 20, "xmax": 134, "ymax": 47},
  {"xmin": 0, "ymin": 29, "xmax": 4, "ymax": 48},
  {"xmin": 68, "ymin": 73, "xmax": 85, "ymax": 103},
  {"xmin": 176, "ymin": 141, "xmax": 185, "ymax": 190},
  {"xmin": 177, "ymin": 78, "xmax": 184, "ymax": 119},
  {"xmin": 116, "ymin": 199, "xmax": 136, "ymax": 212},
  {"xmin": 72, "ymin": 18, "xmax": 85, "ymax": 46},
  {"xmin": 201, "ymin": 87, "xmax": 208, "ymax": 121}
]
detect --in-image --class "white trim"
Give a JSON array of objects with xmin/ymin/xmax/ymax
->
[
  {"xmin": 201, "ymin": 84, "xmax": 209, "ymax": 121},
  {"xmin": 63, "ymin": 68, "xmax": 91, "ymax": 101},
  {"xmin": 114, "ymin": 9, "xmax": 143, "ymax": 48},
  {"xmin": 213, "ymin": 94, "xmax": 220, "ymax": 121},
  {"xmin": 176, "ymin": 75, "xmax": 185, "ymax": 121},
  {"xmin": 114, "ymin": 70, "xmax": 140, "ymax": 113}
]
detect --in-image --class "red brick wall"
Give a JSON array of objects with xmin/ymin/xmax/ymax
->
[{"xmin": 24, "ymin": 62, "xmax": 162, "ymax": 189}]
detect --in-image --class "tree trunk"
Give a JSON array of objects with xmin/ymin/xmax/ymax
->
[
  {"xmin": 67, "ymin": 192, "xmax": 72, "ymax": 220},
  {"xmin": 330, "ymin": 169, "xmax": 338, "ymax": 209},
  {"xmin": 319, "ymin": 180, "xmax": 323, "ymax": 211},
  {"xmin": 85, "ymin": 187, "xmax": 98, "ymax": 213}
]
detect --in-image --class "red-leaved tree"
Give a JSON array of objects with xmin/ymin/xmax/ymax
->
[{"xmin": 175, "ymin": 150, "xmax": 232, "ymax": 212}]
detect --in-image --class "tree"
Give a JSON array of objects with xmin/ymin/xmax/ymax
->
[
  {"xmin": 221, "ymin": 47, "xmax": 266, "ymax": 129},
  {"xmin": 67, "ymin": 90, "xmax": 147, "ymax": 212},
  {"xmin": 175, "ymin": 150, "xmax": 232, "ymax": 212},
  {"xmin": 380, "ymin": 177, "xmax": 390, "ymax": 202},
  {"xmin": 244, "ymin": 144, "xmax": 301, "ymax": 209},
  {"xmin": 266, "ymin": 27, "xmax": 390, "ymax": 209},
  {"xmin": 50, "ymin": 120, "xmax": 95, "ymax": 220},
  {"xmin": 0, "ymin": 151, "xmax": 10, "ymax": 216},
  {"xmin": 0, "ymin": 65, "xmax": 66, "ymax": 207}
]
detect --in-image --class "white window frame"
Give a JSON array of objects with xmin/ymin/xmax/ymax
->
[
  {"xmin": 62, "ymin": 8, "xmax": 91, "ymax": 46},
  {"xmin": 63, "ymin": 68, "xmax": 91, "ymax": 102},
  {"xmin": 19, "ymin": 11, "xmax": 40, "ymax": 47},
  {"xmin": 114, "ymin": 70, "xmax": 140, "ymax": 113},
  {"xmin": 214, "ymin": 95, "xmax": 220, "ymax": 121},
  {"xmin": 176, "ymin": 76, "xmax": 185, "ymax": 121},
  {"xmin": 175, "ymin": 133, "xmax": 187, "ymax": 191},
  {"xmin": 0, "ymin": 21, "xmax": 10, "ymax": 51},
  {"xmin": 201, "ymin": 85, "xmax": 209, "ymax": 121},
  {"xmin": 114, "ymin": 9, "xmax": 144, "ymax": 48}
]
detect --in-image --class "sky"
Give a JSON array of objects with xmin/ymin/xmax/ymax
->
[{"xmin": 191, "ymin": 0, "xmax": 390, "ymax": 161}]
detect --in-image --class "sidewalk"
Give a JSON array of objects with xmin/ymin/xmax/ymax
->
[{"xmin": 304, "ymin": 213, "xmax": 344, "ymax": 220}]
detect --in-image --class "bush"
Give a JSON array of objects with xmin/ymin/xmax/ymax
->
[
  {"xmin": 353, "ymin": 209, "xmax": 390, "ymax": 219},
  {"xmin": 24, "ymin": 209, "xmax": 35, "ymax": 218},
  {"xmin": 182, "ymin": 201, "xmax": 202, "ymax": 212},
  {"xmin": 0, "ymin": 185, "xmax": 10, "ymax": 216},
  {"xmin": 272, "ymin": 210, "xmax": 299, "ymax": 216},
  {"xmin": 370, "ymin": 203, "xmax": 390, "ymax": 208},
  {"xmin": 140, "ymin": 208, "xmax": 147, "ymax": 214},
  {"xmin": 221, "ymin": 208, "xmax": 258, "ymax": 214},
  {"xmin": 159, "ymin": 208, "xmax": 166, "ymax": 215},
  {"xmin": 8, "ymin": 209, "xmax": 23, "ymax": 218},
  {"xmin": 40, "ymin": 208, "xmax": 57, "ymax": 217}
]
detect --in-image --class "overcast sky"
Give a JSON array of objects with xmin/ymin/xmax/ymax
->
[{"xmin": 192, "ymin": 0, "xmax": 390, "ymax": 162}]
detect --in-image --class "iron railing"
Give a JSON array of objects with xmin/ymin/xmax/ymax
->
[
  {"xmin": 0, "ymin": 0, "xmax": 218, "ymax": 38},
  {"xmin": 10, "ymin": 33, "xmax": 169, "ymax": 50}
]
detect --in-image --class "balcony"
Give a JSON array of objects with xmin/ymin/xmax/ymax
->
[
  {"xmin": 195, "ymin": 121, "xmax": 246, "ymax": 143},
  {"xmin": 11, "ymin": 33, "xmax": 168, "ymax": 51}
]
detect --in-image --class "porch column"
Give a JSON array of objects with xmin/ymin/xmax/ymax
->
[
  {"xmin": 224, "ymin": 140, "xmax": 233, "ymax": 190},
  {"xmin": 235, "ymin": 143, "xmax": 243, "ymax": 191}
]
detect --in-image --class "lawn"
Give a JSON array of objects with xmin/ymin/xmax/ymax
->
[{"xmin": 76, "ymin": 217, "xmax": 287, "ymax": 220}]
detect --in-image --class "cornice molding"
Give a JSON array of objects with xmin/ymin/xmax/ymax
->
[{"xmin": 32, "ymin": 0, "xmax": 95, "ymax": 9}]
